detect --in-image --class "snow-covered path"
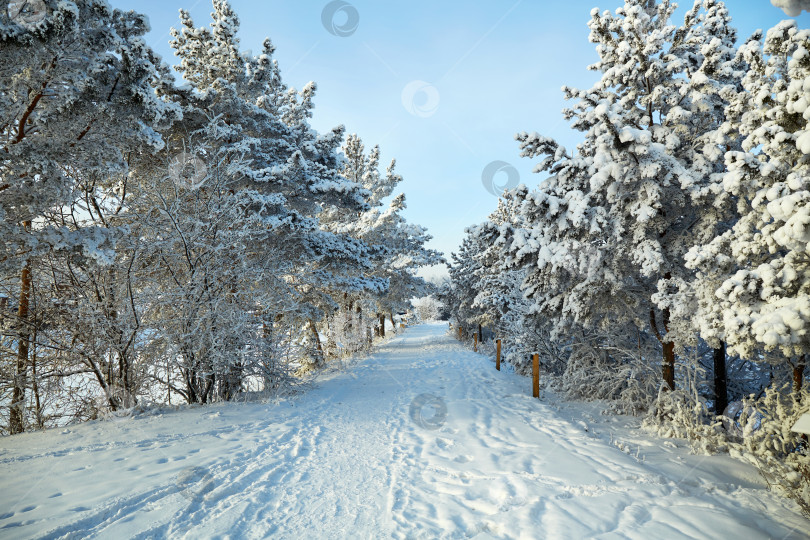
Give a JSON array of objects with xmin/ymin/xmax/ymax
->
[{"xmin": 0, "ymin": 323, "xmax": 806, "ymax": 539}]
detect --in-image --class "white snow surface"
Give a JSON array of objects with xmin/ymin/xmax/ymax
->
[{"xmin": 0, "ymin": 323, "xmax": 806, "ymax": 539}]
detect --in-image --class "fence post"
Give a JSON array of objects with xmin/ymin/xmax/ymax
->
[
  {"xmin": 532, "ymin": 353, "xmax": 540, "ymax": 398},
  {"xmin": 496, "ymin": 339, "xmax": 501, "ymax": 371},
  {"xmin": 474, "ymin": 332, "xmax": 478, "ymax": 352}
]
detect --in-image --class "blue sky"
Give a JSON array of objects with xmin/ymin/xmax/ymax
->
[{"xmin": 113, "ymin": 0, "xmax": 810, "ymax": 279}]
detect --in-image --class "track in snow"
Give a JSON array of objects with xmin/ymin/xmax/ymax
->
[{"xmin": 0, "ymin": 323, "xmax": 806, "ymax": 538}]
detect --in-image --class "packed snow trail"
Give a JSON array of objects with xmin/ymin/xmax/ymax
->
[{"xmin": 0, "ymin": 323, "xmax": 806, "ymax": 539}]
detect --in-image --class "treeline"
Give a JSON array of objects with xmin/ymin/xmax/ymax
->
[
  {"xmin": 0, "ymin": 0, "xmax": 442, "ymax": 434},
  {"xmin": 443, "ymin": 0, "xmax": 810, "ymax": 513}
]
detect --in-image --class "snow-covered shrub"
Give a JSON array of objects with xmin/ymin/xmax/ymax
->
[
  {"xmin": 643, "ymin": 347, "xmax": 738, "ymax": 454},
  {"xmin": 728, "ymin": 384, "xmax": 810, "ymax": 516},
  {"xmin": 732, "ymin": 385, "xmax": 810, "ymax": 456},
  {"xmin": 643, "ymin": 387, "xmax": 729, "ymax": 454},
  {"xmin": 759, "ymin": 452, "xmax": 810, "ymax": 518},
  {"xmin": 560, "ymin": 328, "xmax": 659, "ymax": 415},
  {"xmin": 497, "ymin": 314, "xmax": 569, "ymax": 378}
]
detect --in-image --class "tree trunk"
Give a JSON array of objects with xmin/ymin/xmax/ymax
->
[
  {"xmin": 10, "ymin": 244, "xmax": 32, "ymax": 435},
  {"xmin": 31, "ymin": 323, "xmax": 43, "ymax": 429},
  {"xmin": 379, "ymin": 313, "xmax": 385, "ymax": 337},
  {"xmin": 713, "ymin": 342, "xmax": 728, "ymax": 415},
  {"xmin": 167, "ymin": 357, "xmax": 171, "ymax": 405},
  {"xmin": 356, "ymin": 304, "xmax": 362, "ymax": 352},
  {"xmin": 478, "ymin": 324, "xmax": 483, "ymax": 343},
  {"xmin": 793, "ymin": 357, "xmax": 805, "ymax": 401},
  {"xmin": 390, "ymin": 312, "xmax": 396, "ymax": 334},
  {"xmin": 662, "ymin": 340, "xmax": 675, "ymax": 391},
  {"xmin": 325, "ymin": 314, "xmax": 336, "ymax": 358},
  {"xmin": 309, "ymin": 319, "xmax": 325, "ymax": 367},
  {"xmin": 86, "ymin": 355, "xmax": 120, "ymax": 411},
  {"xmin": 650, "ymin": 307, "xmax": 675, "ymax": 391},
  {"xmin": 346, "ymin": 300, "xmax": 354, "ymax": 342},
  {"xmin": 202, "ymin": 373, "xmax": 214, "ymax": 403}
]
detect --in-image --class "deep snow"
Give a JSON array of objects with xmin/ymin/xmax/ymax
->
[{"xmin": 0, "ymin": 323, "xmax": 806, "ymax": 539}]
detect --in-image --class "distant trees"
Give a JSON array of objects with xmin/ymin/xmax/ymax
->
[
  {"xmin": 1, "ymin": 0, "xmax": 439, "ymax": 433},
  {"xmin": 411, "ymin": 295, "xmax": 443, "ymax": 322},
  {"xmin": 327, "ymin": 133, "xmax": 443, "ymax": 343}
]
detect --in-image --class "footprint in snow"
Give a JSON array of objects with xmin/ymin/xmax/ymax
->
[{"xmin": 435, "ymin": 438, "xmax": 454, "ymax": 450}]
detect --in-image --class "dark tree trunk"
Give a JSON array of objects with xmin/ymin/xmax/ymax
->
[
  {"xmin": 662, "ymin": 340, "xmax": 675, "ymax": 390},
  {"xmin": 650, "ymin": 306, "xmax": 675, "ymax": 391},
  {"xmin": 379, "ymin": 314, "xmax": 385, "ymax": 337},
  {"xmin": 202, "ymin": 373, "xmax": 215, "ymax": 404},
  {"xmin": 713, "ymin": 342, "xmax": 728, "ymax": 415},
  {"xmin": 10, "ymin": 247, "xmax": 32, "ymax": 435},
  {"xmin": 31, "ymin": 323, "xmax": 43, "ymax": 429},
  {"xmin": 188, "ymin": 376, "xmax": 198, "ymax": 404},
  {"xmin": 356, "ymin": 305, "xmax": 363, "ymax": 352},
  {"xmin": 793, "ymin": 358, "xmax": 805, "ymax": 401},
  {"xmin": 478, "ymin": 324, "xmax": 483, "ymax": 343}
]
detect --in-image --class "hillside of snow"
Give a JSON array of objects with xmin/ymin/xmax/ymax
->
[{"xmin": 0, "ymin": 323, "xmax": 806, "ymax": 539}]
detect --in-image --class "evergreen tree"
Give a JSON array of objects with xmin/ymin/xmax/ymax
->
[
  {"xmin": 0, "ymin": 0, "xmax": 178, "ymax": 432},
  {"xmin": 510, "ymin": 0, "xmax": 740, "ymax": 390},
  {"xmin": 686, "ymin": 20, "xmax": 810, "ymax": 394}
]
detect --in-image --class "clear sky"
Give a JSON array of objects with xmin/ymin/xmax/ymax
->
[{"xmin": 112, "ymin": 0, "xmax": 810, "ymax": 279}]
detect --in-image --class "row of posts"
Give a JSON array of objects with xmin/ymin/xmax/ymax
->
[{"xmin": 455, "ymin": 324, "xmax": 540, "ymax": 399}]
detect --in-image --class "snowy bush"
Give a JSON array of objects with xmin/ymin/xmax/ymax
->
[
  {"xmin": 643, "ymin": 387, "xmax": 729, "ymax": 454},
  {"xmin": 727, "ymin": 385, "xmax": 810, "ymax": 516},
  {"xmin": 411, "ymin": 296, "xmax": 443, "ymax": 322},
  {"xmin": 562, "ymin": 329, "xmax": 659, "ymax": 415}
]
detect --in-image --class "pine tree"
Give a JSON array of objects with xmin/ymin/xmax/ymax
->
[
  {"xmin": 164, "ymin": 0, "xmax": 379, "ymax": 379},
  {"xmin": 686, "ymin": 20, "xmax": 810, "ymax": 394},
  {"xmin": 1, "ymin": 0, "xmax": 178, "ymax": 431},
  {"xmin": 510, "ymin": 0, "xmax": 741, "ymax": 391}
]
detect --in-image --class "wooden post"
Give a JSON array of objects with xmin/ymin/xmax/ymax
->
[
  {"xmin": 496, "ymin": 339, "xmax": 501, "ymax": 371},
  {"xmin": 532, "ymin": 353, "xmax": 539, "ymax": 398},
  {"xmin": 474, "ymin": 332, "xmax": 478, "ymax": 352}
]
